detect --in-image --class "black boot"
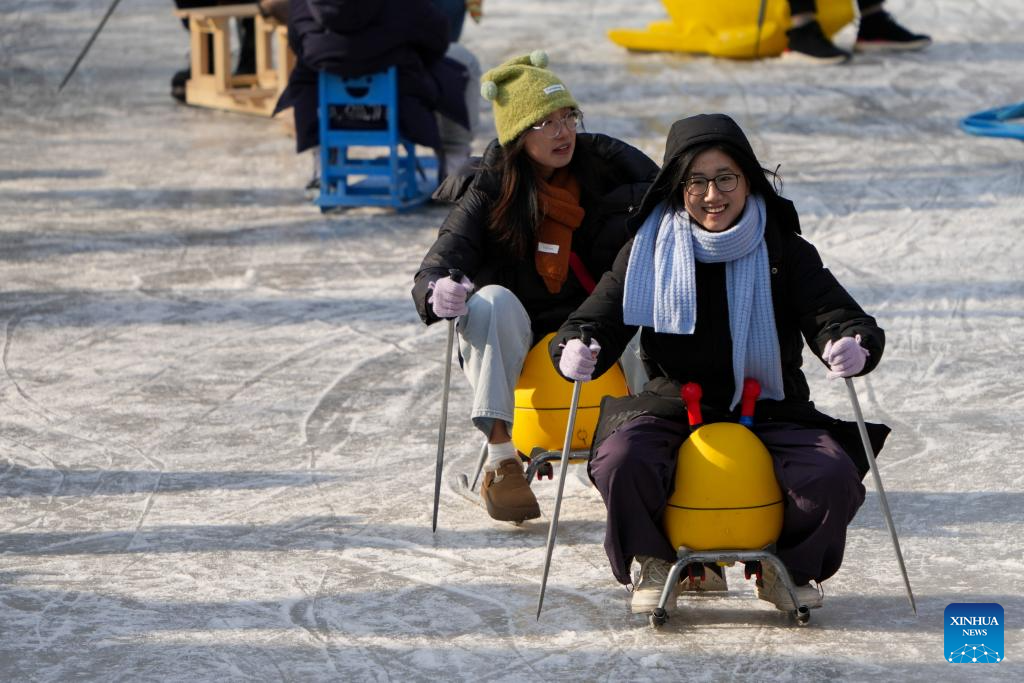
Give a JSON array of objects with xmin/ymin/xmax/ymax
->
[
  {"xmin": 784, "ymin": 20, "xmax": 851, "ymax": 65},
  {"xmin": 855, "ymin": 11, "xmax": 932, "ymax": 53},
  {"xmin": 170, "ymin": 68, "xmax": 189, "ymax": 103}
]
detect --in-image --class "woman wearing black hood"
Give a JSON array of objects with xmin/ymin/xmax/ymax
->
[{"xmin": 549, "ymin": 114, "xmax": 890, "ymax": 616}]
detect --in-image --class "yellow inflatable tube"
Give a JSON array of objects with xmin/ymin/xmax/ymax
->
[
  {"xmin": 608, "ymin": 0, "xmax": 854, "ymax": 58},
  {"xmin": 511, "ymin": 333, "xmax": 630, "ymax": 455}
]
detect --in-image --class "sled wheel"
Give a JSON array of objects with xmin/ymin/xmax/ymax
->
[
  {"xmin": 687, "ymin": 563, "xmax": 704, "ymax": 583},
  {"xmin": 794, "ymin": 606, "xmax": 811, "ymax": 625},
  {"xmin": 536, "ymin": 462, "xmax": 554, "ymax": 480},
  {"xmin": 649, "ymin": 608, "xmax": 668, "ymax": 628},
  {"xmin": 744, "ymin": 561, "xmax": 762, "ymax": 581}
]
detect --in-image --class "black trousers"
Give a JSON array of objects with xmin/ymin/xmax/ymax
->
[{"xmin": 589, "ymin": 416, "xmax": 865, "ymax": 586}]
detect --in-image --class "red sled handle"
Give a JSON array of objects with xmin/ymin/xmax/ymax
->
[
  {"xmin": 740, "ymin": 378, "xmax": 760, "ymax": 427},
  {"xmin": 681, "ymin": 382, "xmax": 703, "ymax": 429}
]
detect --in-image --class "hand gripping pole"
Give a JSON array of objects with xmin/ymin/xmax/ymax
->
[{"xmin": 536, "ymin": 324, "xmax": 593, "ymax": 619}]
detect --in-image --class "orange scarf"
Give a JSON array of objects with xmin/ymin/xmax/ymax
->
[{"xmin": 535, "ymin": 168, "xmax": 585, "ymax": 294}]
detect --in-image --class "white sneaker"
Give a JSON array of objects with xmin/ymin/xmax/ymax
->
[
  {"xmin": 680, "ymin": 563, "xmax": 728, "ymax": 592},
  {"xmin": 755, "ymin": 562, "xmax": 823, "ymax": 611},
  {"xmin": 631, "ymin": 556, "xmax": 678, "ymax": 613}
]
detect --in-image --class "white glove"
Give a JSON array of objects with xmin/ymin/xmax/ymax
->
[
  {"xmin": 558, "ymin": 338, "xmax": 601, "ymax": 382},
  {"xmin": 822, "ymin": 334, "xmax": 870, "ymax": 379}
]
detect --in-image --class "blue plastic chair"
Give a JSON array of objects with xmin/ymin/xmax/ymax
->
[
  {"xmin": 317, "ymin": 68, "xmax": 437, "ymax": 210},
  {"xmin": 959, "ymin": 101, "xmax": 1024, "ymax": 141}
]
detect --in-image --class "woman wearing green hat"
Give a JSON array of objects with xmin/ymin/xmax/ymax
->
[{"xmin": 412, "ymin": 50, "xmax": 657, "ymax": 523}]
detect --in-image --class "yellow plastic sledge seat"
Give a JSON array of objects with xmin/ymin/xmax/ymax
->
[
  {"xmin": 664, "ymin": 422, "xmax": 783, "ymax": 551},
  {"xmin": 608, "ymin": 0, "xmax": 854, "ymax": 58},
  {"xmin": 647, "ymin": 381, "xmax": 814, "ymax": 629},
  {"xmin": 512, "ymin": 332, "xmax": 630, "ymax": 481}
]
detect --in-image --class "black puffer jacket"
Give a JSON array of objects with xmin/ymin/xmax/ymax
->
[
  {"xmin": 549, "ymin": 116, "xmax": 890, "ymax": 475},
  {"xmin": 275, "ymin": 0, "xmax": 467, "ymax": 152},
  {"xmin": 290, "ymin": 0, "xmax": 448, "ymax": 75},
  {"xmin": 412, "ymin": 133, "xmax": 658, "ymax": 342}
]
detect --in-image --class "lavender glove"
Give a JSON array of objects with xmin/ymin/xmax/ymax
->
[
  {"xmin": 559, "ymin": 338, "xmax": 601, "ymax": 382},
  {"xmin": 428, "ymin": 274, "xmax": 473, "ymax": 319},
  {"xmin": 822, "ymin": 334, "xmax": 870, "ymax": 379}
]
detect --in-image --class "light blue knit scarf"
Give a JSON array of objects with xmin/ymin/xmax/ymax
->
[{"xmin": 623, "ymin": 194, "xmax": 784, "ymax": 409}]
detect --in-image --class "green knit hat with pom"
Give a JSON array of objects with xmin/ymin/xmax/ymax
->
[{"xmin": 480, "ymin": 50, "xmax": 578, "ymax": 145}]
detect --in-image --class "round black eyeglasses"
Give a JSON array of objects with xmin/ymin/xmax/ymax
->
[{"xmin": 683, "ymin": 173, "xmax": 741, "ymax": 196}]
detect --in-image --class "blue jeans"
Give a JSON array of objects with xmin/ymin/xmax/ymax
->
[{"xmin": 456, "ymin": 286, "xmax": 532, "ymax": 437}]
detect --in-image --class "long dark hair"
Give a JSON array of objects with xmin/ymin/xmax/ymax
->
[
  {"xmin": 487, "ymin": 127, "xmax": 598, "ymax": 259},
  {"xmin": 663, "ymin": 141, "xmax": 782, "ymax": 215}
]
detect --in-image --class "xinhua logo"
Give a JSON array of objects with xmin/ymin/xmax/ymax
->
[{"xmin": 945, "ymin": 603, "xmax": 1003, "ymax": 663}]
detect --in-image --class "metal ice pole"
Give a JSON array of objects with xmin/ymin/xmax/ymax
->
[
  {"xmin": 536, "ymin": 324, "xmax": 592, "ymax": 619},
  {"xmin": 431, "ymin": 268, "xmax": 464, "ymax": 533},
  {"xmin": 754, "ymin": 0, "xmax": 769, "ymax": 58},
  {"xmin": 469, "ymin": 438, "xmax": 488, "ymax": 492},
  {"xmin": 843, "ymin": 375, "xmax": 917, "ymax": 615},
  {"xmin": 827, "ymin": 324, "xmax": 916, "ymax": 615},
  {"xmin": 58, "ymin": 0, "xmax": 125, "ymax": 92}
]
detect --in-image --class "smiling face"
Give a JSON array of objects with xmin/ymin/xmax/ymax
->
[
  {"xmin": 682, "ymin": 148, "xmax": 750, "ymax": 232},
  {"xmin": 522, "ymin": 107, "xmax": 577, "ymax": 179}
]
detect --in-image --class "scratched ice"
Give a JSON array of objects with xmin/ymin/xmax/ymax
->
[{"xmin": 1, "ymin": 1, "xmax": 1022, "ymax": 681}]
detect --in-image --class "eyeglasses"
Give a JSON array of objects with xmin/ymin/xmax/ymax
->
[
  {"xmin": 529, "ymin": 110, "xmax": 582, "ymax": 138},
  {"xmin": 683, "ymin": 173, "xmax": 741, "ymax": 196}
]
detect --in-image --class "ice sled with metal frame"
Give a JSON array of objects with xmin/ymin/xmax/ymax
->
[
  {"xmin": 649, "ymin": 380, "xmax": 813, "ymax": 628},
  {"xmin": 173, "ymin": 3, "xmax": 293, "ymax": 116}
]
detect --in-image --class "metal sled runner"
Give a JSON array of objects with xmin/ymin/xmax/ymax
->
[{"xmin": 650, "ymin": 547, "xmax": 812, "ymax": 628}]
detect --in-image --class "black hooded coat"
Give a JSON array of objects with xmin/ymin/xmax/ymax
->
[{"xmin": 549, "ymin": 115, "xmax": 890, "ymax": 477}]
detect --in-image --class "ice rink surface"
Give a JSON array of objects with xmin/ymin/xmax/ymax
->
[{"xmin": 1, "ymin": 1, "xmax": 1022, "ymax": 680}]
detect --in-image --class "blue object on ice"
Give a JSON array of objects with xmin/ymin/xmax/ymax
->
[
  {"xmin": 959, "ymin": 101, "xmax": 1024, "ymax": 140},
  {"xmin": 317, "ymin": 67, "xmax": 437, "ymax": 211}
]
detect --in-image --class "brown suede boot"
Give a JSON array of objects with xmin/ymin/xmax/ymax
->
[{"xmin": 480, "ymin": 458, "xmax": 541, "ymax": 522}]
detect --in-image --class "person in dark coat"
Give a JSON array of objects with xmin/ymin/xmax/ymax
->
[
  {"xmin": 429, "ymin": 0, "xmax": 482, "ymax": 179},
  {"xmin": 274, "ymin": 0, "xmax": 470, "ymax": 178},
  {"xmin": 550, "ymin": 113, "xmax": 890, "ymax": 615},
  {"xmin": 412, "ymin": 51, "xmax": 657, "ymax": 524}
]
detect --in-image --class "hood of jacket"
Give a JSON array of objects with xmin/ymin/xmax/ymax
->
[
  {"xmin": 307, "ymin": 0, "xmax": 384, "ymax": 36},
  {"xmin": 628, "ymin": 114, "xmax": 800, "ymax": 235}
]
